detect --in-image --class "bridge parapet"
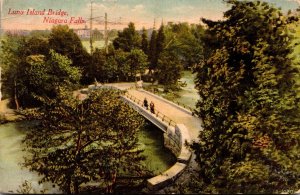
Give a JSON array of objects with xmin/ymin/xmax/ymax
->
[
  {"xmin": 140, "ymin": 89, "xmax": 197, "ymax": 116},
  {"xmin": 123, "ymin": 92, "xmax": 176, "ymax": 128}
]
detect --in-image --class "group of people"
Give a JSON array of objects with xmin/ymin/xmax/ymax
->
[{"xmin": 143, "ymin": 98, "xmax": 155, "ymax": 114}]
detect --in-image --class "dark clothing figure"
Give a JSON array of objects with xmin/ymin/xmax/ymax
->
[
  {"xmin": 150, "ymin": 101, "xmax": 155, "ymax": 114},
  {"xmin": 144, "ymin": 98, "xmax": 148, "ymax": 109}
]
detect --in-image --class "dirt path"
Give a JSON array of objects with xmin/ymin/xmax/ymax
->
[
  {"xmin": 0, "ymin": 99, "xmax": 14, "ymax": 113},
  {"xmin": 0, "ymin": 99, "xmax": 21, "ymax": 121}
]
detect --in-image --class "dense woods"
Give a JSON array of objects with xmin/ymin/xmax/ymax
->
[{"xmin": 191, "ymin": 0, "xmax": 300, "ymax": 193}]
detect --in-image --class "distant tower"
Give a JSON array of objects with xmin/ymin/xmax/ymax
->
[{"xmin": 153, "ymin": 18, "xmax": 156, "ymax": 30}]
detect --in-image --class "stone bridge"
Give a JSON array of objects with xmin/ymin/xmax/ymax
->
[{"xmin": 80, "ymin": 82, "xmax": 203, "ymax": 191}]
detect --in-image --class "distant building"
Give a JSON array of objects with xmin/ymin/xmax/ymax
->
[
  {"xmin": 73, "ymin": 26, "xmax": 105, "ymax": 40},
  {"xmin": 73, "ymin": 26, "xmax": 90, "ymax": 39}
]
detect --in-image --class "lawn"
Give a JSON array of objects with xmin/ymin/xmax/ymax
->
[{"xmin": 81, "ymin": 40, "xmax": 110, "ymax": 53}]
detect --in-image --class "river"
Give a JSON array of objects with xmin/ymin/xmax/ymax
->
[
  {"xmin": 177, "ymin": 70, "xmax": 200, "ymax": 110},
  {"xmin": 0, "ymin": 122, "xmax": 60, "ymax": 193}
]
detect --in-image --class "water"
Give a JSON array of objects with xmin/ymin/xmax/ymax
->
[
  {"xmin": 0, "ymin": 122, "xmax": 60, "ymax": 194},
  {"xmin": 177, "ymin": 70, "xmax": 200, "ymax": 110},
  {"xmin": 139, "ymin": 122, "xmax": 176, "ymax": 175},
  {"xmin": 0, "ymin": 122, "xmax": 175, "ymax": 193}
]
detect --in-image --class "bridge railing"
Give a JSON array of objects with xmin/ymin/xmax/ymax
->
[
  {"xmin": 173, "ymin": 100, "xmax": 194, "ymax": 112},
  {"xmin": 142, "ymin": 88, "xmax": 199, "ymax": 117},
  {"xmin": 124, "ymin": 92, "xmax": 176, "ymax": 127}
]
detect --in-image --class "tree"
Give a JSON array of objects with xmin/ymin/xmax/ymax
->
[
  {"xmin": 141, "ymin": 27, "xmax": 149, "ymax": 55},
  {"xmin": 148, "ymin": 29, "xmax": 157, "ymax": 71},
  {"xmin": 191, "ymin": 0, "xmax": 300, "ymax": 193},
  {"xmin": 148, "ymin": 24, "xmax": 166, "ymax": 72},
  {"xmin": 1, "ymin": 32, "xmax": 82, "ymax": 108},
  {"xmin": 0, "ymin": 34, "xmax": 26, "ymax": 109},
  {"xmin": 91, "ymin": 48, "xmax": 131, "ymax": 83},
  {"xmin": 22, "ymin": 33, "xmax": 50, "ymax": 56},
  {"xmin": 113, "ymin": 49, "xmax": 130, "ymax": 82},
  {"xmin": 125, "ymin": 49, "xmax": 149, "ymax": 81},
  {"xmin": 155, "ymin": 50, "xmax": 183, "ymax": 91},
  {"xmin": 103, "ymin": 55, "xmax": 119, "ymax": 83},
  {"xmin": 48, "ymin": 25, "xmax": 90, "ymax": 84},
  {"xmin": 112, "ymin": 22, "xmax": 141, "ymax": 52},
  {"xmin": 107, "ymin": 29, "xmax": 118, "ymax": 41},
  {"xmin": 156, "ymin": 24, "xmax": 165, "ymax": 60},
  {"xmin": 22, "ymin": 88, "xmax": 147, "ymax": 194},
  {"xmin": 19, "ymin": 50, "xmax": 81, "ymax": 107},
  {"xmin": 89, "ymin": 48, "xmax": 106, "ymax": 83},
  {"xmin": 164, "ymin": 22, "xmax": 204, "ymax": 69}
]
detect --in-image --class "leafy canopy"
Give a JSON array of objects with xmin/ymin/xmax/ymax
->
[
  {"xmin": 191, "ymin": 0, "xmax": 300, "ymax": 193},
  {"xmin": 23, "ymin": 88, "xmax": 147, "ymax": 194}
]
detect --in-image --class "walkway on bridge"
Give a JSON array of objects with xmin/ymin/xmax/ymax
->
[{"xmin": 108, "ymin": 82, "xmax": 203, "ymax": 141}]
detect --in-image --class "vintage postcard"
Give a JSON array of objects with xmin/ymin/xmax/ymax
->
[{"xmin": 0, "ymin": 0, "xmax": 299, "ymax": 194}]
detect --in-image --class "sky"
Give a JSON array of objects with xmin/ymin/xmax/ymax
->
[{"xmin": 0, "ymin": 0, "xmax": 300, "ymax": 31}]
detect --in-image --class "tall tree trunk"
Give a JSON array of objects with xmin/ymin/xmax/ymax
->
[
  {"xmin": 106, "ymin": 172, "xmax": 117, "ymax": 193},
  {"xmin": 66, "ymin": 177, "xmax": 72, "ymax": 195},
  {"xmin": 14, "ymin": 78, "xmax": 20, "ymax": 110},
  {"xmin": 74, "ymin": 180, "xmax": 79, "ymax": 195}
]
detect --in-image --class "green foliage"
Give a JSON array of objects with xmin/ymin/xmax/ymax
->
[
  {"xmin": 112, "ymin": 22, "xmax": 141, "ymax": 52},
  {"xmin": 164, "ymin": 22, "xmax": 205, "ymax": 69},
  {"xmin": 88, "ymin": 48, "xmax": 106, "ymax": 83},
  {"xmin": 192, "ymin": 0, "xmax": 300, "ymax": 193},
  {"xmin": 156, "ymin": 24, "xmax": 166, "ymax": 61},
  {"xmin": 141, "ymin": 28, "xmax": 149, "ymax": 55},
  {"xmin": 148, "ymin": 29, "xmax": 157, "ymax": 71},
  {"xmin": 0, "ymin": 34, "xmax": 23, "ymax": 86},
  {"xmin": 21, "ymin": 50, "xmax": 81, "ymax": 107},
  {"xmin": 21, "ymin": 34, "xmax": 50, "ymax": 57},
  {"xmin": 22, "ymin": 88, "xmax": 147, "ymax": 194},
  {"xmin": 147, "ymin": 22, "xmax": 204, "ymax": 87},
  {"xmin": 148, "ymin": 24, "xmax": 166, "ymax": 72},
  {"xmin": 103, "ymin": 55, "xmax": 119, "ymax": 83},
  {"xmin": 1, "ymin": 27, "xmax": 88, "ymax": 108},
  {"xmin": 107, "ymin": 29, "xmax": 119, "ymax": 41},
  {"xmin": 156, "ymin": 51, "xmax": 183, "ymax": 90},
  {"xmin": 0, "ymin": 35, "xmax": 81, "ymax": 108},
  {"xmin": 48, "ymin": 25, "xmax": 90, "ymax": 84},
  {"xmin": 125, "ymin": 49, "xmax": 149, "ymax": 81},
  {"xmin": 95, "ymin": 49, "xmax": 148, "ymax": 82}
]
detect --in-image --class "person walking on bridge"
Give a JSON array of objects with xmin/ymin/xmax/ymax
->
[
  {"xmin": 143, "ymin": 98, "xmax": 148, "ymax": 110},
  {"xmin": 150, "ymin": 101, "xmax": 155, "ymax": 114}
]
